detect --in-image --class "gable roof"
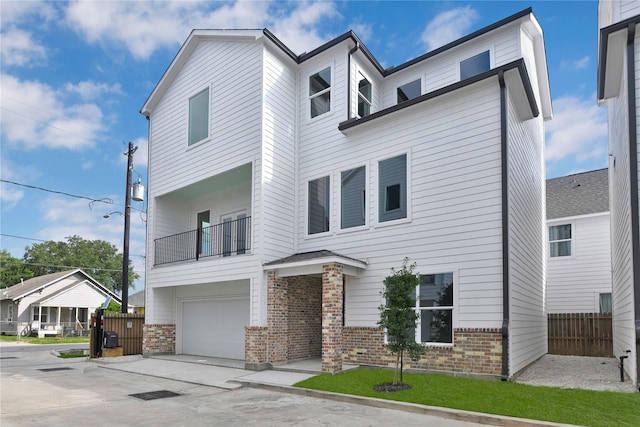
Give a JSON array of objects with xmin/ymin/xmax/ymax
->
[
  {"xmin": 1, "ymin": 269, "xmax": 121, "ymax": 303},
  {"xmin": 141, "ymin": 8, "xmax": 551, "ymax": 120},
  {"xmin": 546, "ymin": 169, "xmax": 609, "ymax": 219}
]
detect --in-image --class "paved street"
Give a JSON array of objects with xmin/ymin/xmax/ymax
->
[{"xmin": 0, "ymin": 344, "xmax": 487, "ymax": 427}]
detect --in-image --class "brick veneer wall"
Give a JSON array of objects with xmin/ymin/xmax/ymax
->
[
  {"xmin": 342, "ymin": 327, "xmax": 502, "ymax": 376},
  {"xmin": 143, "ymin": 324, "xmax": 176, "ymax": 354},
  {"xmin": 267, "ymin": 272, "xmax": 289, "ymax": 363},
  {"xmin": 245, "ymin": 326, "xmax": 268, "ymax": 368},
  {"xmin": 322, "ymin": 264, "xmax": 344, "ymax": 373},
  {"xmin": 287, "ymin": 276, "xmax": 322, "ymax": 360}
]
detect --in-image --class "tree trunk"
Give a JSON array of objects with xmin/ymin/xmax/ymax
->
[{"xmin": 393, "ymin": 351, "xmax": 400, "ymax": 385}]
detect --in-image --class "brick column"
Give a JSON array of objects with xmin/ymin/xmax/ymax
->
[
  {"xmin": 142, "ymin": 324, "xmax": 175, "ymax": 355},
  {"xmin": 322, "ymin": 263, "xmax": 343, "ymax": 373},
  {"xmin": 245, "ymin": 326, "xmax": 268, "ymax": 370},
  {"xmin": 267, "ymin": 271, "xmax": 288, "ymax": 363}
]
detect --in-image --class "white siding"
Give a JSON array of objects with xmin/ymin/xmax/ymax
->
[
  {"xmin": 506, "ymin": 87, "xmax": 547, "ymax": 375},
  {"xmin": 546, "ymin": 214, "xmax": 612, "ymax": 313},
  {"xmin": 298, "ymin": 78, "xmax": 504, "ymax": 328},
  {"xmin": 39, "ymin": 283, "xmax": 107, "ymax": 308}
]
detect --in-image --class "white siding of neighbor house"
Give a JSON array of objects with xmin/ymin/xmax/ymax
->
[
  {"xmin": 37, "ymin": 283, "xmax": 107, "ymax": 309},
  {"xmin": 546, "ymin": 214, "xmax": 612, "ymax": 313},
  {"xmin": 505, "ymin": 89, "xmax": 547, "ymax": 375},
  {"xmin": 296, "ymin": 77, "xmax": 504, "ymax": 329}
]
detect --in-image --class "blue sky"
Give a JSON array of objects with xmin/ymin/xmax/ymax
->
[{"xmin": 0, "ymin": 1, "xmax": 606, "ymax": 291}]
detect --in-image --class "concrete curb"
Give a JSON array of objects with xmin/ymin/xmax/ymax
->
[{"xmin": 235, "ymin": 381, "xmax": 575, "ymax": 427}]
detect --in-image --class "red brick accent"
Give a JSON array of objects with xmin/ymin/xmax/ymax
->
[
  {"xmin": 143, "ymin": 324, "xmax": 175, "ymax": 354},
  {"xmin": 322, "ymin": 263, "xmax": 344, "ymax": 373},
  {"xmin": 267, "ymin": 272, "xmax": 289, "ymax": 363},
  {"xmin": 287, "ymin": 276, "xmax": 322, "ymax": 360},
  {"xmin": 342, "ymin": 327, "xmax": 502, "ymax": 376},
  {"xmin": 245, "ymin": 326, "xmax": 268, "ymax": 366}
]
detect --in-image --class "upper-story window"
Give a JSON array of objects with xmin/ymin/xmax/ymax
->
[
  {"xmin": 341, "ymin": 166, "xmax": 366, "ymax": 229},
  {"xmin": 308, "ymin": 175, "xmax": 330, "ymax": 234},
  {"xmin": 397, "ymin": 79, "xmax": 421, "ymax": 104},
  {"xmin": 357, "ymin": 73, "xmax": 372, "ymax": 118},
  {"xmin": 549, "ymin": 224, "xmax": 572, "ymax": 257},
  {"xmin": 309, "ymin": 67, "xmax": 331, "ymax": 118},
  {"xmin": 460, "ymin": 50, "xmax": 490, "ymax": 80},
  {"xmin": 188, "ymin": 88, "xmax": 209, "ymax": 146},
  {"xmin": 378, "ymin": 154, "xmax": 407, "ymax": 222}
]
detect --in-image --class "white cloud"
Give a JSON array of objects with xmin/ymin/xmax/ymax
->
[
  {"xmin": 348, "ymin": 21, "xmax": 373, "ymax": 41},
  {"xmin": 0, "ymin": 73, "xmax": 105, "ymax": 150},
  {"xmin": 545, "ymin": 94, "xmax": 608, "ymax": 164},
  {"xmin": 0, "ymin": 28, "xmax": 47, "ymax": 67},
  {"xmin": 561, "ymin": 56, "xmax": 590, "ymax": 70},
  {"xmin": 64, "ymin": 81, "xmax": 123, "ymax": 100},
  {"xmin": 63, "ymin": 1, "xmax": 339, "ymax": 59},
  {"xmin": 421, "ymin": 6, "xmax": 479, "ymax": 51}
]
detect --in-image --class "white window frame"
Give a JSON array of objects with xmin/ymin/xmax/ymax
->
[
  {"xmin": 548, "ymin": 222, "xmax": 573, "ymax": 258},
  {"xmin": 220, "ymin": 210, "xmax": 249, "ymax": 257},
  {"xmin": 374, "ymin": 151, "xmax": 411, "ymax": 227},
  {"xmin": 187, "ymin": 87, "xmax": 210, "ymax": 147},
  {"xmin": 7, "ymin": 304, "xmax": 13, "ymax": 321},
  {"xmin": 415, "ymin": 270, "xmax": 457, "ymax": 346},
  {"xmin": 306, "ymin": 174, "xmax": 332, "ymax": 237},
  {"xmin": 458, "ymin": 49, "xmax": 493, "ymax": 81},
  {"xmin": 356, "ymin": 71, "xmax": 373, "ymax": 118},
  {"xmin": 308, "ymin": 65, "xmax": 333, "ymax": 119},
  {"xmin": 338, "ymin": 165, "xmax": 368, "ymax": 232},
  {"xmin": 396, "ymin": 78, "xmax": 422, "ymax": 104}
]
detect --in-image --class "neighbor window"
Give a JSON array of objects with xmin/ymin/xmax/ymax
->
[
  {"xmin": 341, "ymin": 166, "xmax": 366, "ymax": 229},
  {"xmin": 460, "ymin": 50, "xmax": 490, "ymax": 80},
  {"xmin": 33, "ymin": 308, "xmax": 47, "ymax": 323},
  {"xmin": 397, "ymin": 79, "xmax": 421, "ymax": 103},
  {"xmin": 599, "ymin": 293, "xmax": 612, "ymax": 314},
  {"xmin": 188, "ymin": 88, "xmax": 209, "ymax": 145},
  {"xmin": 309, "ymin": 67, "xmax": 331, "ymax": 118},
  {"xmin": 378, "ymin": 154, "xmax": 407, "ymax": 222},
  {"xmin": 549, "ymin": 224, "xmax": 572, "ymax": 257},
  {"xmin": 416, "ymin": 273, "xmax": 454, "ymax": 344},
  {"xmin": 308, "ymin": 176, "xmax": 330, "ymax": 234},
  {"xmin": 357, "ymin": 73, "xmax": 372, "ymax": 117}
]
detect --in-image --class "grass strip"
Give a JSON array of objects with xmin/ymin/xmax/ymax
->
[
  {"xmin": 295, "ymin": 368, "xmax": 640, "ymax": 427},
  {"xmin": 0, "ymin": 335, "xmax": 90, "ymax": 344}
]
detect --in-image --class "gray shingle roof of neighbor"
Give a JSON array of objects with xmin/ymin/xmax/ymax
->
[
  {"xmin": 546, "ymin": 168, "xmax": 609, "ymax": 219},
  {"xmin": 1, "ymin": 269, "xmax": 79, "ymax": 300},
  {"xmin": 128, "ymin": 290, "xmax": 145, "ymax": 307}
]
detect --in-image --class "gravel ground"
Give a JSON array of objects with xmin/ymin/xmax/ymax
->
[{"xmin": 515, "ymin": 354, "xmax": 637, "ymax": 393}]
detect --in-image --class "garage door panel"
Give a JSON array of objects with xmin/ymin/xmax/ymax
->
[{"xmin": 181, "ymin": 297, "xmax": 248, "ymax": 359}]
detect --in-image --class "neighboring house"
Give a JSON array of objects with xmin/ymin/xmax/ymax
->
[
  {"xmin": 598, "ymin": 0, "xmax": 640, "ymax": 389},
  {"xmin": 546, "ymin": 169, "xmax": 612, "ymax": 314},
  {"xmin": 140, "ymin": 8, "xmax": 552, "ymax": 380},
  {"xmin": 128, "ymin": 290, "xmax": 145, "ymax": 314},
  {"xmin": 0, "ymin": 269, "xmax": 121, "ymax": 337}
]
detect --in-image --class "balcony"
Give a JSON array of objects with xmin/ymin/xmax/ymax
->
[{"xmin": 154, "ymin": 216, "xmax": 251, "ymax": 266}]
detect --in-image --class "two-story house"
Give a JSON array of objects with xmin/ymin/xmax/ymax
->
[
  {"xmin": 598, "ymin": 0, "xmax": 640, "ymax": 389},
  {"xmin": 140, "ymin": 8, "xmax": 552, "ymax": 380},
  {"xmin": 546, "ymin": 169, "xmax": 612, "ymax": 314}
]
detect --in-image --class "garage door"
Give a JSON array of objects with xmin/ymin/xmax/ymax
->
[{"xmin": 181, "ymin": 297, "xmax": 249, "ymax": 359}]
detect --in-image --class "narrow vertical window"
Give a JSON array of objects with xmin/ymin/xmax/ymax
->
[
  {"xmin": 357, "ymin": 73, "xmax": 372, "ymax": 117},
  {"xmin": 197, "ymin": 210, "xmax": 210, "ymax": 256},
  {"xmin": 397, "ymin": 79, "xmax": 421, "ymax": 104},
  {"xmin": 309, "ymin": 67, "xmax": 331, "ymax": 118},
  {"xmin": 549, "ymin": 224, "xmax": 572, "ymax": 257},
  {"xmin": 378, "ymin": 154, "xmax": 407, "ymax": 222},
  {"xmin": 460, "ymin": 50, "xmax": 490, "ymax": 80},
  {"xmin": 341, "ymin": 166, "xmax": 366, "ymax": 229},
  {"xmin": 189, "ymin": 88, "xmax": 209, "ymax": 145},
  {"xmin": 417, "ymin": 273, "xmax": 454, "ymax": 344},
  {"xmin": 308, "ymin": 176, "xmax": 330, "ymax": 234}
]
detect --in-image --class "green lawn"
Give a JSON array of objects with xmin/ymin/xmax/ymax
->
[
  {"xmin": 295, "ymin": 368, "xmax": 640, "ymax": 427},
  {"xmin": 0, "ymin": 335, "xmax": 90, "ymax": 345}
]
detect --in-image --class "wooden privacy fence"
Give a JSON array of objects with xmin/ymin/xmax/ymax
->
[
  {"xmin": 548, "ymin": 313, "xmax": 613, "ymax": 357},
  {"xmin": 90, "ymin": 312, "xmax": 144, "ymax": 356}
]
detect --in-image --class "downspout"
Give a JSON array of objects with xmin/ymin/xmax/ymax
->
[
  {"xmin": 346, "ymin": 41, "xmax": 360, "ymax": 121},
  {"xmin": 498, "ymin": 70, "xmax": 510, "ymax": 381},
  {"xmin": 625, "ymin": 22, "xmax": 640, "ymax": 391}
]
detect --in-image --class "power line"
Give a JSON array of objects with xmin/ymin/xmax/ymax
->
[{"xmin": 0, "ymin": 234, "xmax": 48, "ymax": 243}]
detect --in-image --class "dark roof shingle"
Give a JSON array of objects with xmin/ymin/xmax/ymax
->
[{"xmin": 546, "ymin": 169, "xmax": 608, "ymax": 219}]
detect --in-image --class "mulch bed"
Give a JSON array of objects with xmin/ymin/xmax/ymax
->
[{"xmin": 373, "ymin": 382, "xmax": 412, "ymax": 392}]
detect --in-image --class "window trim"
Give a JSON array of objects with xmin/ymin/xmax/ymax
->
[
  {"xmin": 308, "ymin": 65, "xmax": 333, "ymax": 119},
  {"xmin": 339, "ymin": 165, "xmax": 368, "ymax": 231},
  {"xmin": 375, "ymin": 151, "xmax": 411, "ymax": 226},
  {"xmin": 415, "ymin": 270, "xmax": 457, "ymax": 346},
  {"xmin": 357, "ymin": 71, "xmax": 373, "ymax": 118},
  {"xmin": 187, "ymin": 87, "xmax": 210, "ymax": 147},
  {"xmin": 458, "ymin": 49, "xmax": 492, "ymax": 81},
  {"xmin": 396, "ymin": 78, "xmax": 422, "ymax": 104},
  {"xmin": 548, "ymin": 222, "xmax": 574, "ymax": 259},
  {"xmin": 306, "ymin": 174, "xmax": 332, "ymax": 237}
]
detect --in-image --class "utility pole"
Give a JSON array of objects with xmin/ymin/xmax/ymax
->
[{"xmin": 122, "ymin": 142, "xmax": 137, "ymax": 313}]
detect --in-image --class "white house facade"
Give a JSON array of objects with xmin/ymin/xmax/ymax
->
[
  {"xmin": 598, "ymin": 0, "xmax": 640, "ymax": 389},
  {"xmin": 546, "ymin": 169, "xmax": 612, "ymax": 314},
  {"xmin": 141, "ymin": 8, "xmax": 552, "ymax": 379}
]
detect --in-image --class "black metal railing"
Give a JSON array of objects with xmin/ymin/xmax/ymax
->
[{"xmin": 154, "ymin": 216, "xmax": 251, "ymax": 265}]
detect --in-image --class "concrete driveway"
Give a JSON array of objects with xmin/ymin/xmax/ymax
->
[{"xmin": 1, "ymin": 343, "xmax": 495, "ymax": 427}]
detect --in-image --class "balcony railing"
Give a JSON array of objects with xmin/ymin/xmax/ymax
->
[{"xmin": 154, "ymin": 216, "xmax": 251, "ymax": 266}]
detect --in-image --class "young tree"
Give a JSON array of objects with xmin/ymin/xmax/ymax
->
[
  {"xmin": 22, "ymin": 235, "xmax": 138, "ymax": 292},
  {"xmin": 378, "ymin": 258, "xmax": 425, "ymax": 386}
]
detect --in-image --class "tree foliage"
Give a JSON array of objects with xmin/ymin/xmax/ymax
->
[
  {"xmin": 0, "ymin": 250, "xmax": 35, "ymax": 288},
  {"xmin": 378, "ymin": 258, "xmax": 425, "ymax": 385},
  {"xmin": 22, "ymin": 235, "xmax": 137, "ymax": 292}
]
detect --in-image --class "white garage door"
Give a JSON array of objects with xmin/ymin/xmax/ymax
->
[{"xmin": 181, "ymin": 297, "xmax": 249, "ymax": 359}]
